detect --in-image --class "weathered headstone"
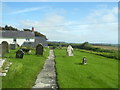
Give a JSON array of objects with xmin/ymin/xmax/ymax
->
[
  {"xmin": 10, "ymin": 44, "xmax": 16, "ymax": 50},
  {"xmin": 36, "ymin": 43, "xmax": 43, "ymax": 55},
  {"xmin": 67, "ymin": 45, "xmax": 74, "ymax": 56},
  {"xmin": 82, "ymin": 57, "xmax": 87, "ymax": 64},
  {"xmin": 1, "ymin": 41, "xmax": 9, "ymax": 57},
  {"xmin": 16, "ymin": 49, "xmax": 24, "ymax": 59}
]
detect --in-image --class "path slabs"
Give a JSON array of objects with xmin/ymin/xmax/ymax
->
[{"xmin": 33, "ymin": 50, "xmax": 58, "ymax": 89}]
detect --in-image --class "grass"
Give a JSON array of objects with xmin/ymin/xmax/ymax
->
[
  {"xmin": 2, "ymin": 48, "xmax": 49, "ymax": 88},
  {"xmin": 55, "ymin": 48, "xmax": 118, "ymax": 88}
]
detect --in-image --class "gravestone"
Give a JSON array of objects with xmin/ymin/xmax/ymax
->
[
  {"xmin": 82, "ymin": 57, "xmax": 87, "ymax": 64},
  {"xmin": 36, "ymin": 43, "xmax": 43, "ymax": 55},
  {"xmin": 1, "ymin": 41, "xmax": 9, "ymax": 57},
  {"xmin": 16, "ymin": 49, "xmax": 24, "ymax": 59},
  {"xmin": 10, "ymin": 44, "xmax": 16, "ymax": 50},
  {"xmin": 67, "ymin": 45, "xmax": 74, "ymax": 56}
]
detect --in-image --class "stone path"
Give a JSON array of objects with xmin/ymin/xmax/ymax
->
[{"xmin": 33, "ymin": 50, "xmax": 58, "ymax": 89}]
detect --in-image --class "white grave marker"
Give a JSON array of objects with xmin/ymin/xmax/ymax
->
[{"xmin": 67, "ymin": 45, "xmax": 74, "ymax": 56}]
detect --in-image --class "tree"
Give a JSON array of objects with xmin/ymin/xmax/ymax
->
[
  {"xmin": 23, "ymin": 28, "xmax": 47, "ymax": 39},
  {"xmin": 4, "ymin": 25, "xmax": 18, "ymax": 31},
  {"xmin": 5, "ymin": 25, "xmax": 9, "ymax": 30},
  {"xmin": 80, "ymin": 42, "xmax": 91, "ymax": 49},
  {"xmin": 23, "ymin": 29, "xmax": 31, "ymax": 32}
]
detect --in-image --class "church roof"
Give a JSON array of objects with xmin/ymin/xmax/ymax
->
[
  {"xmin": 35, "ymin": 36, "xmax": 48, "ymax": 46},
  {"xmin": 1, "ymin": 31, "xmax": 35, "ymax": 38}
]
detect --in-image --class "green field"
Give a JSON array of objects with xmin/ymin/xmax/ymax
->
[
  {"xmin": 2, "ymin": 48, "xmax": 49, "ymax": 88},
  {"xmin": 55, "ymin": 48, "xmax": 118, "ymax": 88}
]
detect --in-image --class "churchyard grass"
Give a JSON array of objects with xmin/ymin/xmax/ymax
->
[
  {"xmin": 55, "ymin": 48, "xmax": 118, "ymax": 88},
  {"xmin": 2, "ymin": 47, "xmax": 49, "ymax": 88}
]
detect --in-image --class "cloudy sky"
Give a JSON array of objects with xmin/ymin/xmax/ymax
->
[{"xmin": 2, "ymin": 2, "xmax": 118, "ymax": 44}]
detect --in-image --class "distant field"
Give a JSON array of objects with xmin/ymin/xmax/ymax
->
[
  {"xmin": 55, "ymin": 48, "xmax": 118, "ymax": 88},
  {"xmin": 92, "ymin": 45, "xmax": 118, "ymax": 50}
]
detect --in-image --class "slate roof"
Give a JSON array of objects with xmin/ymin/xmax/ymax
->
[
  {"xmin": 1, "ymin": 31, "xmax": 35, "ymax": 38},
  {"xmin": 35, "ymin": 36, "xmax": 48, "ymax": 46}
]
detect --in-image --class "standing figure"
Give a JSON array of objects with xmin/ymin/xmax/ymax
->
[
  {"xmin": 82, "ymin": 57, "xmax": 87, "ymax": 64},
  {"xmin": 67, "ymin": 45, "xmax": 74, "ymax": 56}
]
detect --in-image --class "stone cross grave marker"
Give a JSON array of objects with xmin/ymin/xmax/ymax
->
[
  {"xmin": 36, "ymin": 43, "xmax": 44, "ymax": 55},
  {"xmin": 16, "ymin": 49, "xmax": 24, "ymax": 59},
  {"xmin": 1, "ymin": 41, "xmax": 9, "ymax": 57},
  {"xmin": 67, "ymin": 45, "xmax": 74, "ymax": 56}
]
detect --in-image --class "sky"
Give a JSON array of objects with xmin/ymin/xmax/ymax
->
[{"xmin": 1, "ymin": 2, "xmax": 118, "ymax": 44}]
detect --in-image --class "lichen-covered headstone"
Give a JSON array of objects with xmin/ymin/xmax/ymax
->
[
  {"xmin": 36, "ymin": 43, "xmax": 43, "ymax": 55},
  {"xmin": 67, "ymin": 45, "xmax": 74, "ymax": 56},
  {"xmin": 1, "ymin": 41, "xmax": 9, "ymax": 57},
  {"xmin": 16, "ymin": 49, "xmax": 24, "ymax": 59},
  {"xmin": 10, "ymin": 44, "xmax": 16, "ymax": 50}
]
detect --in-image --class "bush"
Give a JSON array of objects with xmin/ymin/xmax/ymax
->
[
  {"xmin": 20, "ymin": 46, "xmax": 34, "ymax": 50},
  {"xmin": 48, "ymin": 41, "xmax": 117, "ymax": 55},
  {"xmin": 79, "ymin": 49, "xmax": 119, "ymax": 60},
  {"xmin": 19, "ymin": 47, "xmax": 31, "ymax": 54}
]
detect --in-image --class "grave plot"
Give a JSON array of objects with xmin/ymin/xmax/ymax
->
[
  {"xmin": 55, "ymin": 48, "xmax": 118, "ymax": 88},
  {"xmin": 0, "ymin": 59, "xmax": 5, "ymax": 68},
  {"xmin": 2, "ymin": 47, "xmax": 49, "ymax": 88},
  {"xmin": 0, "ymin": 59, "xmax": 12, "ymax": 77}
]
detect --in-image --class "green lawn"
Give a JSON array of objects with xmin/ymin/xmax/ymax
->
[
  {"xmin": 2, "ymin": 48, "xmax": 49, "ymax": 88},
  {"xmin": 55, "ymin": 48, "xmax": 118, "ymax": 88}
]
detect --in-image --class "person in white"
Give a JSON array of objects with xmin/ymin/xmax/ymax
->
[{"xmin": 67, "ymin": 45, "xmax": 74, "ymax": 56}]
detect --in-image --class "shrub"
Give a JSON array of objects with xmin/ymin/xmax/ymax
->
[{"xmin": 79, "ymin": 49, "xmax": 119, "ymax": 60}]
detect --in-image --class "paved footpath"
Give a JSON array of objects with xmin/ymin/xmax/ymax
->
[{"xmin": 33, "ymin": 50, "xmax": 58, "ymax": 89}]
